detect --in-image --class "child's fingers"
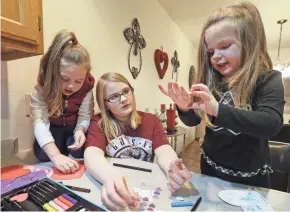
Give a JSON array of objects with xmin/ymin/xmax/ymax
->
[
  {"xmin": 172, "ymin": 82, "xmax": 182, "ymax": 97},
  {"xmin": 190, "ymin": 84, "xmax": 210, "ymax": 92},
  {"xmin": 114, "ymin": 177, "xmax": 133, "ymax": 204},
  {"xmin": 79, "ymin": 136, "xmax": 86, "ymax": 146},
  {"xmin": 190, "ymin": 91, "xmax": 210, "ymax": 101},
  {"xmin": 61, "ymin": 163, "xmax": 72, "ymax": 174},
  {"xmin": 178, "ymin": 169, "xmax": 192, "ymax": 181},
  {"xmin": 72, "ymin": 160, "xmax": 79, "ymax": 169},
  {"xmin": 167, "ymin": 182, "xmax": 175, "ymax": 192},
  {"xmin": 66, "ymin": 162, "xmax": 77, "ymax": 173},
  {"xmin": 101, "ymin": 185, "xmax": 125, "ymax": 211},
  {"xmin": 127, "ymin": 183, "xmax": 140, "ymax": 201},
  {"xmin": 168, "ymin": 170, "xmax": 184, "ymax": 185},
  {"xmin": 167, "ymin": 82, "xmax": 179, "ymax": 102},
  {"xmin": 174, "ymin": 159, "xmax": 183, "ymax": 168},
  {"xmin": 56, "ymin": 165, "xmax": 66, "ymax": 175},
  {"xmin": 167, "ymin": 175, "xmax": 181, "ymax": 190},
  {"xmin": 67, "ymin": 144, "xmax": 76, "ymax": 149},
  {"xmin": 180, "ymin": 86, "xmax": 191, "ymax": 100},
  {"xmin": 158, "ymin": 84, "xmax": 168, "ymax": 96},
  {"xmin": 191, "ymin": 102, "xmax": 205, "ymax": 111},
  {"xmin": 169, "ymin": 159, "xmax": 183, "ymax": 173}
]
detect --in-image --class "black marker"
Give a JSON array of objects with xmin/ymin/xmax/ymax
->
[
  {"xmin": 45, "ymin": 180, "xmax": 58, "ymax": 188},
  {"xmin": 31, "ymin": 188, "xmax": 49, "ymax": 201},
  {"xmin": 39, "ymin": 183, "xmax": 55, "ymax": 193},
  {"xmin": 16, "ymin": 198, "xmax": 41, "ymax": 211},
  {"xmin": 35, "ymin": 186, "xmax": 55, "ymax": 199},
  {"xmin": 43, "ymin": 181, "xmax": 58, "ymax": 191},
  {"xmin": 1, "ymin": 199, "xmax": 14, "ymax": 211},
  {"xmin": 10, "ymin": 200, "xmax": 25, "ymax": 211},
  {"xmin": 74, "ymin": 205, "xmax": 86, "ymax": 211},
  {"xmin": 28, "ymin": 191, "xmax": 45, "ymax": 208},
  {"xmin": 113, "ymin": 163, "xmax": 152, "ymax": 172},
  {"xmin": 190, "ymin": 196, "xmax": 202, "ymax": 211}
]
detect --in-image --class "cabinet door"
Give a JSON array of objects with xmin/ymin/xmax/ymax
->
[{"xmin": 1, "ymin": 0, "xmax": 43, "ymax": 60}]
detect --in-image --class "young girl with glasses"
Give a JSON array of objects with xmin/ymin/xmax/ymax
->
[{"xmin": 84, "ymin": 72, "xmax": 192, "ymax": 211}]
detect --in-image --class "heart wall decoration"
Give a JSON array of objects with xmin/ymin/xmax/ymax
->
[{"xmin": 154, "ymin": 47, "xmax": 168, "ymax": 79}]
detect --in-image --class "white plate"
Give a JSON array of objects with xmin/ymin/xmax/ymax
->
[{"xmin": 218, "ymin": 190, "xmax": 263, "ymax": 206}]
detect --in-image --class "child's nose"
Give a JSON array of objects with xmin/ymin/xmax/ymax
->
[
  {"xmin": 120, "ymin": 94, "xmax": 127, "ymax": 103},
  {"xmin": 213, "ymin": 52, "xmax": 222, "ymax": 61},
  {"xmin": 68, "ymin": 83, "xmax": 74, "ymax": 89}
]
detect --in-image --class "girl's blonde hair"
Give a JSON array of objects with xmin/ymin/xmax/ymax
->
[
  {"xmin": 96, "ymin": 72, "xmax": 142, "ymax": 140},
  {"xmin": 196, "ymin": 2, "xmax": 272, "ymax": 127},
  {"xmin": 37, "ymin": 29, "xmax": 91, "ymax": 117}
]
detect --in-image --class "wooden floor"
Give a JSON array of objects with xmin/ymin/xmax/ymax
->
[{"xmin": 182, "ymin": 140, "xmax": 201, "ymax": 173}]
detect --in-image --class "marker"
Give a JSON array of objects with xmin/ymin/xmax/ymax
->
[
  {"xmin": 113, "ymin": 163, "xmax": 152, "ymax": 172},
  {"xmin": 62, "ymin": 193, "xmax": 78, "ymax": 204},
  {"xmin": 35, "ymin": 186, "xmax": 55, "ymax": 199},
  {"xmin": 64, "ymin": 185, "xmax": 91, "ymax": 193},
  {"xmin": 43, "ymin": 181, "xmax": 58, "ymax": 191},
  {"xmin": 58, "ymin": 195, "xmax": 74, "ymax": 208},
  {"xmin": 28, "ymin": 191, "xmax": 56, "ymax": 211},
  {"xmin": 1, "ymin": 199, "xmax": 15, "ymax": 211},
  {"xmin": 190, "ymin": 197, "xmax": 202, "ymax": 211},
  {"xmin": 10, "ymin": 200, "xmax": 25, "ymax": 211}
]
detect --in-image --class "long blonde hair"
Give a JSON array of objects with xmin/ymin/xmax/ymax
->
[
  {"xmin": 96, "ymin": 72, "xmax": 142, "ymax": 140},
  {"xmin": 196, "ymin": 2, "xmax": 272, "ymax": 127},
  {"xmin": 37, "ymin": 29, "xmax": 91, "ymax": 117}
]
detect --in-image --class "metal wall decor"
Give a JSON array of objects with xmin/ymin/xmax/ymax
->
[
  {"xmin": 171, "ymin": 50, "xmax": 180, "ymax": 81},
  {"xmin": 189, "ymin": 65, "xmax": 196, "ymax": 89},
  {"xmin": 154, "ymin": 46, "xmax": 169, "ymax": 79},
  {"xmin": 123, "ymin": 18, "xmax": 146, "ymax": 79}
]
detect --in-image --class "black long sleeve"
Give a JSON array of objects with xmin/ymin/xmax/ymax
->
[
  {"xmin": 177, "ymin": 108, "xmax": 201, "ymax": 127},
  {"xmin": 199, "ymin": 70, "xmax": 285, "ymax": 172},
  {"xmin": 214, "ymin": 71, "xmax": 284, "ymax": 137}
]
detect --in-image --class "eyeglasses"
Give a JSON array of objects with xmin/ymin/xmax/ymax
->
[{"xmin": 106, "ymin": 87, "xmax": 134, "ymax": 103}]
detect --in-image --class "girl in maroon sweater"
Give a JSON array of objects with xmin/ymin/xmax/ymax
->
[{"xmin": 31, "ymin": 30, "xmax": 95, "ymax": 174}]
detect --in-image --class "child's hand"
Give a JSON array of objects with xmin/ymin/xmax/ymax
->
[
  {"xmin": 190, "ymin": 84, "xmax": 219, "ymax": 117},
  {"xmin": 167, "ymin": 159, "xmax": 192, "ymax": 192},
  {"xmin": 158, "ymin": 81, "xmax": 193, "ymax": 112},
  {"xmin": 50, "ymin": 154, "xmax": 79, "ymax": 174},
  {"xmin": 68, "ymin": 129, "xmax": 86, "ymax": 150},
  {"xmin": 101, "ymin": 176, "xmax": 140, "ymax": 211}
]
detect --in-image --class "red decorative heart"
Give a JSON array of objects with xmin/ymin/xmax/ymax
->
[{"xmin": 154, "ymin": 48, "xmax": 169, "ymax": 79}]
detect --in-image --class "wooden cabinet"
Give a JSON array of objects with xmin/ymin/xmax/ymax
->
[{"xmin": 1, "ymin": 0, "xmax": 43, "ymax": 61}]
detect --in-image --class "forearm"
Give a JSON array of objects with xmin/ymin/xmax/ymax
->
[
  {"xmin": 75, "ymin": 90, "xmax": 94, "ymax": 133},
  {"xmin": 177, "ymin": 108, "xmax": 201, "ymax": 127},
  {"xmin": 42, "ymin": 142, "xmax": 61, "ymax": 159},
  {"xmin": 155, "ymin": 145, "xmax": 178, "ymax": 174},
  {"xmin": 84, "ymin": 147, "xmax": 121, "ymax": 184},
  {"xmin": 215, "ymin": 103, "xmax": 283, "ymax": 137}
]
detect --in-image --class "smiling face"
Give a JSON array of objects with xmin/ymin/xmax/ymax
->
[
  {"xmin": 105, "ymin": 82, "xmax": 134, "ymax": 123},
  {"xmin": 205, "ymin": 20, "xmax": 241, "ymax": 78},
  {"xmin": 60, "ymin": 65, "xmax": 88, "ymax": 96}
]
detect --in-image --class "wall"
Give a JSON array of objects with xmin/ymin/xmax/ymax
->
[
  {"xmin": 268, "ymin": 47, "xmax": 290, "ymax": 123},
  {"xmin": 1, "ymin": 0, "xmax": 197, "ymax": 153}
]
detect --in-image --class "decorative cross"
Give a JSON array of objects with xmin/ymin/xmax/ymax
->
[
  {"xmin": 123, "ymin": 18, "xmax": 146, "ymax": 79},
  {"xmin": 171, "ymin": 50, "xmax": 180, "ymax": 81}
]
